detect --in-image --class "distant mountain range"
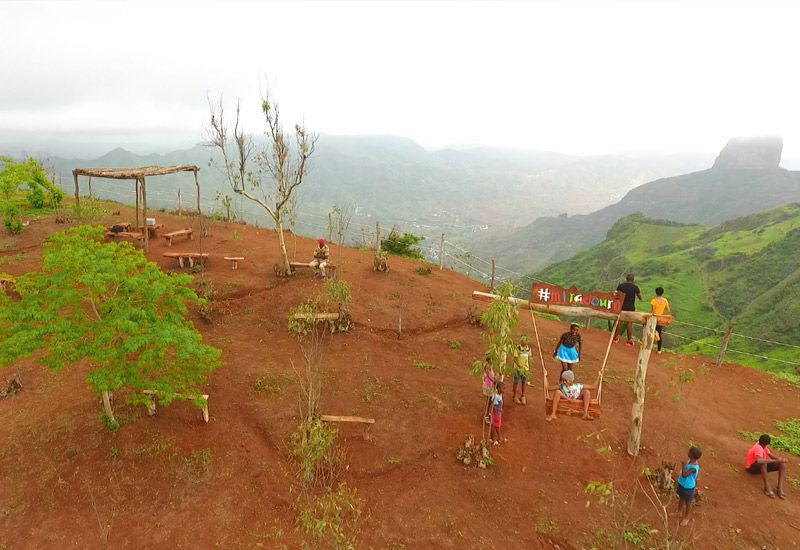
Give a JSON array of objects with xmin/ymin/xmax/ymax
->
[
  {"xmin": 471, "ymin": 137, "xmax": 800, "ymax": 274},
  {"xmin": 45, "ymin": 134, "xmax": 711, "ymax": 238},
  {"xmin": 529, "ymin": 203, "xmax": 800, "ymax": 381}
]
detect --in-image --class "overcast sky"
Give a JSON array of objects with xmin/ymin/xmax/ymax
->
[{"xmin": 2, "ymin": 0, "xmax": 799, "ymax": 162}]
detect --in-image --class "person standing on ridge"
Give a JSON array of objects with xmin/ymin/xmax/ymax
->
[
  {"xmin": 650, "ymin": 287, "xmax": 672, "ymax": 354},
  {"xmin": 614, "ymin": 273, "xmax": 642, "ymax": 346}
]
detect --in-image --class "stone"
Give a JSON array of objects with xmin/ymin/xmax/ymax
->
[{"xmin": 712, "ymin": 136, "xmax": 783, "ymax": 170}]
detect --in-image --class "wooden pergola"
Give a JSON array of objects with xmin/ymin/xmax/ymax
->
[{"xmin": 72, "ymin": 165, "xmax": 201, "ymax": 251}]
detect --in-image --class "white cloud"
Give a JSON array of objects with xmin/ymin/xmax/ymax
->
[{"xmin": 1, "ymin": 0, "xmax": 798, "ymax": 157}]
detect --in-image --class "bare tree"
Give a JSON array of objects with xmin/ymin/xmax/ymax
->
[
  {"xmin": 206, "ymin": 88, "xmax": 318, "ymax": 275},
  {"xmin": 327, "ymin": 203, "xmax": 356, "ymax": 247}
]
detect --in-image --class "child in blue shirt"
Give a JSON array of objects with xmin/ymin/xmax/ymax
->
[{"xmin": 677, "ymin": 446, "xmax": 702, "ymax": 526}]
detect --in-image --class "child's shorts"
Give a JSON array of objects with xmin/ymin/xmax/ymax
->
[
  {"xmin": 676, "ymin": 484, "xmax": 695, "ymax": 503},
  {"xmin": 747, "ymin": 462, "xmax": 780, "ymax": 474},
  {"xmin": 491, "ymin": 412, "xmax": 502, "ymax": 428},
  {"xmin": 513, "ymin": 371, "xmax": 528, "ymax": 384}
]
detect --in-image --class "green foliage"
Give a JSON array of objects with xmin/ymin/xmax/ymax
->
[
  {"xmin": 414, "ymin": 264, "xmax": 432, "ymax": 276},
  {"xmin": 381, "ymin": 227, "xmax": 424, "ymax": 259},
  {"xmin": 324, "ymin": 280, "xmax": 351, "ymax": 306},
  {"xmin": 101, "ymin": 413, "xmax": 119, "ymax": 433},
  {"xmin": 585, "ymin": 480, "xmax": 614, "ymax": 505},
  {"xmin": 0, "ymin": 226, "xmax": 223, "ymax": 424},
  {"xmin": 480, "ymin": 282, "xmax": 520, "ymax": 376},
  {"xmin": 535, "ymin": 519, "xmax": 558, "ymax": 534},
  {"xmin": 0, "ymin": 156, "xmax": 63, "ymax": 210},
  {"xmin": 448, "ymin": 340, "xmax": 462, "ymax": 350},
  {"xmin": 288, "ymin": 302, "xmax": 321, "ymax": 336},
  {"xmin": 291, "ymin": 419, "xmax": 342, "ymax": 488},
  {"xmin": 298, "ymin": 483, "xmax": 362, "ymax": 550},
  {"xmin": 4, "ymin": 217, "xmax": 23, "ymax": 234},
  {"xmin": 741, "ymin": 418, "xmax": 800, "ymax": 456},
  {"xmin": 622, "ymin": 522, "xmax": 653, "ymax": 549}
]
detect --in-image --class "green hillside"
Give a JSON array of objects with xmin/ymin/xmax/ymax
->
[{"xmin": 527, "ymin": 204, "xmax": 800, "ymax": 382}]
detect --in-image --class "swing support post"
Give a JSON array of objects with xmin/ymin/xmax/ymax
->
[{"xmin": 627, "ymin": 315, "xmax": 658, "ymax": 456}]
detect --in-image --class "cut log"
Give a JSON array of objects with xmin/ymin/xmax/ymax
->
[{"xmin": 321, "ymin": 415, "xmax": 375, "ymax": 424}]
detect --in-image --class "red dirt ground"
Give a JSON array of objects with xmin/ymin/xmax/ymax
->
[{"xmin": 2, "ymin": 206, "xmax": 800, "ymax": 549}]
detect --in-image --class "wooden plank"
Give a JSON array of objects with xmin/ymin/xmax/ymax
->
[
  {"xmin": 545, "ymin": 398, "xmax": 600, "ymax": 420},
  {"xmin": 291, "ymin": 313, "xmax": 340, "ymax": 321},
  {"xmin": 320, "ymin": 415, "xmax": 375, "ymax": 424},
  {"xmin": 472, "ymin": 290, "xmax": 673, "ymax": 326}
]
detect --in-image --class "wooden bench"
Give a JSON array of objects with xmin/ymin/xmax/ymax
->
[
  {"xmin": 142, "ymin": 389, "xmax": 209, "ymax": 422},
  {"xmin": 224, "ymin": 256, "xmax": 245, "ymax": 270},
  {"xmin": 288, "ymin": 261, "xmax": 337, "ymax": 279},
  {"xmin": 136, "ymin": 224, "xmax": 163, "ymax": 237},
  {"xmin": 105, "ymin": 231, "xmax": 145, "ymax": 243},
  {"xmin": 321, "ymin": 415, "xmax": 375, "ymax": 440},
  {"xmin": 162, "ymin": 228, "xmax": 193, "ymax": 247},
  {"xmin": 163, "ymin": 252, "xmax": 209, "ymax": 268}
]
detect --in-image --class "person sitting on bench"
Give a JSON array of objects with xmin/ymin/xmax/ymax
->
[{"xmin": 310, "ymin": 238, "xmax": 330, "ymax": 279}]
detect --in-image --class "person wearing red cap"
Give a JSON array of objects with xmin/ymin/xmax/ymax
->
[{"xmin": 310, "ymin": 238, "xmax": 330, "ymax": 279}]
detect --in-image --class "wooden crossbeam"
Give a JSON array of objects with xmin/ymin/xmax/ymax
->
[{"xmin": 320, "ymin": 415, "xmax": 375, "ymax": 424}]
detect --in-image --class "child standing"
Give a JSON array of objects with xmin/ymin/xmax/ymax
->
[
  {"xmin": 650, "ymin": 287, "xmax": 672, "ymax": 354},
  {"xmin": 490, "ymin": 381, "xmax": 505, "ymax": 445},
  {"xmin": 554, "ymin": 323, "xmax": 582, "ymax": 374},
  {"xmin": 513, "ymin": 336, "xmax": 531, "ymax": 405},
  {"xmin": 677, "ymin": 446, "xmax": 702, "ymax": 526},
  {"xmin": 482, "ymin": 355, "xmax": 496, "ymax": 424}
]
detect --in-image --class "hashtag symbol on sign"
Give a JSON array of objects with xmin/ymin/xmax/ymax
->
[{"xmin": 537, "ymin": 288, "xmax": 551, "ymax": 301}]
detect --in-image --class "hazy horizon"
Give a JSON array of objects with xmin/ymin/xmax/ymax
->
[{"xmin": 2, "ymin": 0, "xmax": 800, "ymax": 164}]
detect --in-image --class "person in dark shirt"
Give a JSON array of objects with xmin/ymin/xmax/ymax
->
[{"xmin": 614, "ymin": 273, "xmax": 642, "ymax": 347}]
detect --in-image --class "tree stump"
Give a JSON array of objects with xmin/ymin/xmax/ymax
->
[{"xmin": 373, "ymin": 254, "xmax": 389, "ymax": 272}]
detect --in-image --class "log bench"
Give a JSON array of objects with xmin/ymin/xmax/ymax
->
[
  {"xmin": 141, "ymin": 389, "xmax": 209, "ymax": 422},
  {"xmin": 162, "ymin": 228, "xmax": 193, "ymax": 247},
  {"xmin": 163, "ymin": 252, "xmax": 209, "ymax": 268},
  {"xmin": 105, "ymin": 231, "xmax": 145, "ymax": 243},
  {"xmin": 288, "ymin": 261, "xmax": 337, "ymax": 279},
  {"xmin": 224, "ymin": 256, "xmax": 245, "ymax": 270},
  {"xmin": 136, "ymin": 224, "xmax": 164, "ymax": 237}
]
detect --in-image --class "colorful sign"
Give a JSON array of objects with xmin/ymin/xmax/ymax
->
[{"xmin": 531, "ymin": 283, "xmax": 622, "ymax": 312}]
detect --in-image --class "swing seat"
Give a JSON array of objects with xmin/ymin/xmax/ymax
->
[{"xmin": 545, "ymin": 396, "xmax": 601, "ymax": 420}]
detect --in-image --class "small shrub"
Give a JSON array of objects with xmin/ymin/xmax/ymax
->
[
  {"xmin": 4, "ymin": 218, "xmax": 23, "ymax": 234},
  {"xmin": 100, "ymin": 413, "xmax": 119, "ymax": 433},
  {"xmin": 585, "ymin": 480, "xmax": 614, "ymax": 505},
  {"xmin": 324, "ymin": 280, "xmax": 351, "ymax": 305},
  {"xmin": 110, "ymin": 447, "xmax": 120, "ymax": 459},
  {"xmin": 448, "ymin": 340, "xmax": 462, "ymax": 350},
  {"xmin": 414, "ymin": 265, "xmax": 432, "ymax": 276},
  {"xmin": 535, "ymin": 518, "xmax": 558, "ymax": 534},
  {"xmin": 292, "ymin": 419, "xmax": 342, "ymax": 488},
  {"xmin": 386, "ymin": 456, "xmax": 401, "ymax": 465},
  {"xmin": 623, "ymin": 522, "xmax": 653, "ymax": 549},
  {"xmin": 381, "ymin": 228, "xmax": 424, "ymax": 259},
  {"xmin": 298, "ymin": 483, "xmax": 362, "ymax": 550}
]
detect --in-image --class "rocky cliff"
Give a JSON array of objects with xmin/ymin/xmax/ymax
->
[{"xmin": 712, "ymin": 136, "xmax": 783, "ymax": 169}]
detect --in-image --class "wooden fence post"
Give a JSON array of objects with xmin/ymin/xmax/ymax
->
[
  {"xmin": 439, "ymin": 234, "xmax": 445, "ymax": 270},
  {"xmin": 490, "ymin": 259, "xmax": 496, "ymax": 291},
  {"xmin": 177, "ymin": 189, "xmax": 183, "ymax": 216},
  {"xmin": 376, "ymin": 222, "xmax": 381, "ymax": 252},
  {"xmin": 627, "ymin": 315, "xmax": 658, "ymax": 456},
  {"xmin": 716, "ymin": 324, "xmax": 734, "ymax": 367}
]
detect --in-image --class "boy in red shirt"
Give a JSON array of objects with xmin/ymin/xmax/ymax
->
[{"xmin": 745, "ymin": 434, "xmax": 789, "ymax": 498}]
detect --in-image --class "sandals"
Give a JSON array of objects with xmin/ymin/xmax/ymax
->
[
  {"xmin": 775, "ymin": 487, "xmax": 786, "ymax": 499},
  {"xmin": 764, "ymin": 489, "xmax": 776, "ymax": 499}
]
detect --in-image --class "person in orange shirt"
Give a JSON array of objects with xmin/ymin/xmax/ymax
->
[{"xmin": 650, "ymin": 287, "xmax": 671, "ymax": 354}]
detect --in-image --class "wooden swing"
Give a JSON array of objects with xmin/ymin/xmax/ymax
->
[{"xmin": 529, "ymin": 309, "xmax": 619, "ymax": 420}]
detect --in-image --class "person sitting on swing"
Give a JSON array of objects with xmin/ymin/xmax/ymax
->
[
  {"xmin": 554, "ymin": 323, "xmax": 582, "ymax": 373},
  {"xmin": 546, "ymin": 369, "xmax": 599, "ymax": 421},
  {"xmin": 310, "ymin": 238, "xmax": 330, "ymax": 279}
]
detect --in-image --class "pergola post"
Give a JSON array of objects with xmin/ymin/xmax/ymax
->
[
  {"xmin": 627, "ymin": 315, "xmax": 658, "ymax": 456},
  {"xmin": 73, "ymin": 172, "xmax": 80, "ymax": 212},
  {"xmin": 141, "ymin": 177, "xmax": 149, "ymax": 252},
  {"xmin": 135, "ymin": 177, "xmax": 140, "ymax": 227}
]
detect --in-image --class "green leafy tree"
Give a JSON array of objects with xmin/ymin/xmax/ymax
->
[
  {"xmin": 478, "ymin": 282, "xmax": 520, "ymax": 377},
  {"xmin": 1, "ymin": 156, "xmax": 64, "ymax": 233},
  {"xmin": 381, "ymin": 227, "xmax": 424, "ymax": 259},
  {"xmin": 0, "ymin": 226, "xmax": 222, "ymax": 428}
]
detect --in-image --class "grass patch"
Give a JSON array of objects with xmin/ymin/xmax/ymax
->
[
  {"xmin": 740, "ymin": 418, "xmax": 800, "ymax": 456},
  {"xmin": 386, "ymin": 456, "xmax": 401, "ymax": 465},
  {"xmin": 291, "ymin": 419, "xmax": 342, "ymax": 489},
  {"xmin": 297, "ymin": 482, "xmax": 362, "ymax": 550},
  {"xmin": 585, "ymin": 480, "xmax": 614, "ymax": 505},
  {"xmin": 535, "ymin": 518, "xmax": 558, "ymax": 534},
  {"xmin": 412, "ymin": 359, "xmax": 437, "ymax": 371},
  {"xmin": 447, "ymin": 339, "xmax": 462, "ymax": 350}
]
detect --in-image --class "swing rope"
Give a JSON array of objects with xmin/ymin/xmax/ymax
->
[{"xmin": 528, "ymin": 308, "xmax": 621, "ymax": 407}]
